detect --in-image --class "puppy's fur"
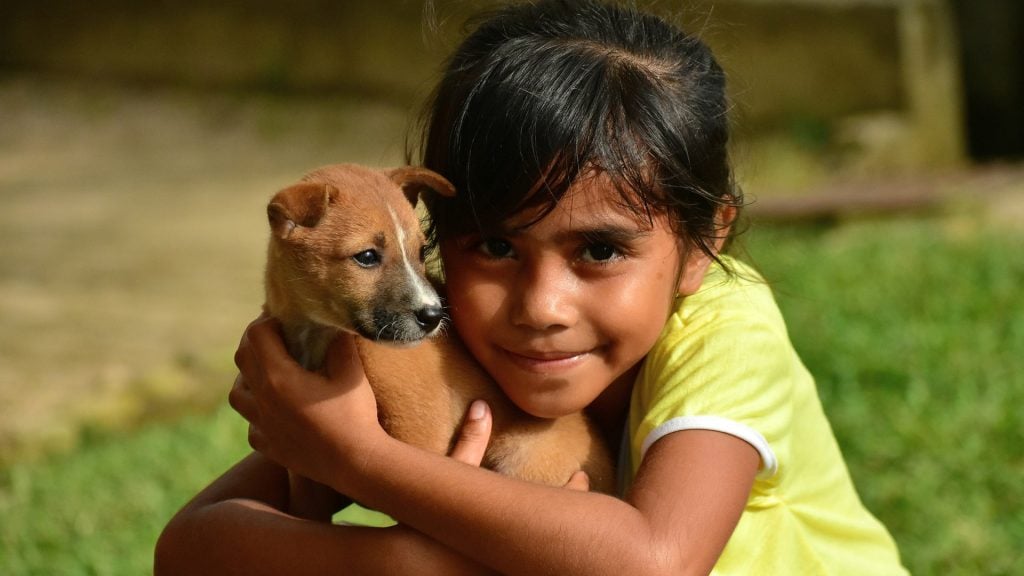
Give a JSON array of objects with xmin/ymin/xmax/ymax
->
[{"xmin": 264, "ymin": 164, "xmax": 615, "ymax": 504}]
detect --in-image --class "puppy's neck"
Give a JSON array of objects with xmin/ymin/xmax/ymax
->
[
  {"xmin": 282, "ymin": 319, "xmax": 337, "ymax": 371},
  {"xmin": 264, "ymin": 264, "xmax": 337, "ymax": 371}
]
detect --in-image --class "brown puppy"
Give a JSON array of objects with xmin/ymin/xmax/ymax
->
[{"xmin": 264, "ymin": 164, "xmax": 615, "ymax": 513}]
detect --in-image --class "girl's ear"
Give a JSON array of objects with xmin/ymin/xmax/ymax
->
[
  {"xmin": 677, "ymin": 250, "xmax": 713, "ymax": 296},
  {"xmin": 676, "ymin": 204, "xmax": 737, "ymax": 296}
]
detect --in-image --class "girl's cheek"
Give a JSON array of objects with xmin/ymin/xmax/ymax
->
[{"xmin": 443, "ymin": 271, "xmax": 492, "ymax": 317}]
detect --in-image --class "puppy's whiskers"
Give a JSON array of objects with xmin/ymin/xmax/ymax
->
[{"xmin": 376, "ymin": 318, "xmax": 400, "ymax": 341}]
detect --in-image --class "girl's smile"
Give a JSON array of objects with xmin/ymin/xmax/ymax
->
[
  {"xmin": 440, "ymin": 174, "xmax": 702, "ymax": 419},
  {"xmin": 501, "ymin": 347, "xmax": 592, "ymax": 370}
]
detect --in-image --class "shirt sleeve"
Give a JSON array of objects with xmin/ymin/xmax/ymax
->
[{"xmin": 630, "ymin": 280, "xmax": 798, "ymax": 481}]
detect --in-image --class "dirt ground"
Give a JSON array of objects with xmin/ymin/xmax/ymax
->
[
  {"xmin": 1, "ymin": 74, "xmax": 1021, "ymax": 464},
  {"xmin": 0, "ymin": 75, "xmax": 414, "ymax": 462}
]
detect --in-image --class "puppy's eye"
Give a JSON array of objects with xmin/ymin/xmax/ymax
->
[{"xmin": 353, "ymin": 249, "xmax": 381, "ymax": 268}]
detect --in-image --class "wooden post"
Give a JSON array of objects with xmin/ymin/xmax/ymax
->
[{"xmin": 899, "ymin": 0, "xmax": 966, "ymax": 166}]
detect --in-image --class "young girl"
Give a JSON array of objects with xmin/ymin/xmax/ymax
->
[{"xmin": 157, "ymin": 1, "xmax": 908, "ymax": 573}]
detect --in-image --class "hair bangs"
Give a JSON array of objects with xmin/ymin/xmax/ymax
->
[
  {"xmin": 456, "ymin": 42, "xmax": 614, "ymax": 231},
  {"xmin": 443, "ymin": 38, "xmax": 679, "ymax": 236}
]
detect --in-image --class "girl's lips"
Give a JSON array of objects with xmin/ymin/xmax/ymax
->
[{"xmin": 501, "ymin": 348, "xmax": 592, "ymax": 372}]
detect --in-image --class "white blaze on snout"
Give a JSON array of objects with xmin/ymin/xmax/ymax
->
[{"xmin": 388, "ymin": 206, "xmax": 440, "ymax": 309}]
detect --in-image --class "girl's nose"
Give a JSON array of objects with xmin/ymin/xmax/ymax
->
[{"xmin": 509, "ymin": 257, "xmax": 579, "ymax": 331}]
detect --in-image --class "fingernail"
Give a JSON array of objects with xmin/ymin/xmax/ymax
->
[{"xmin": 469, "ymin": 400, "xmax": 487, "ymax": 421}]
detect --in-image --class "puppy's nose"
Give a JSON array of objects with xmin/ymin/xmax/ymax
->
[{"xmin": 415, "ymin": 305, "xmax": 443, "ymax": 332}]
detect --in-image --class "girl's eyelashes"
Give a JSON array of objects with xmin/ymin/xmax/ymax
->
[
  {"xmin": 477, "ymin": 237, "xmax": 516, "ymax": 259},
  {"xmin": 579, "ymin": 242, "xmax": 623, "ymax": 264},
  {"xmin": 469, "ymin": 239, "xmax": 634, "ymax": 265},
  {"xmin": 578, "ymin": 229, "xmax": 641, "ymax": 264},
  {"xmin": 460, "ymin": 231, "xmax": 639, "ymax": 265}
]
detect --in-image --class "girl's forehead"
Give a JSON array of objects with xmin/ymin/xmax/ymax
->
[{"xmin": 505, "ymin": 175, "xmax": 663, "ymax": 234}]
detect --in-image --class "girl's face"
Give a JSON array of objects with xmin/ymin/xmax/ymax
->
[{"xmin": 440, "ymin": 175, "xmax": 710, "ymax": 419}]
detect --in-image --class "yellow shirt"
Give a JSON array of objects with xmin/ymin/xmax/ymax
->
[{"xmin": 627, "ymin": 256, "xmax": 908, "ymax": 574}]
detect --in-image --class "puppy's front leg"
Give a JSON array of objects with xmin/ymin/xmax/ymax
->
[{"xmin": 288, "ymin": 470, "xmax": 351, "ymax": 522}]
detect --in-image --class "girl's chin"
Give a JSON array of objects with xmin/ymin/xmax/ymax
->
[{"xmin": 502, "ymin": 387, "xmax": 589, "ymax": 420}]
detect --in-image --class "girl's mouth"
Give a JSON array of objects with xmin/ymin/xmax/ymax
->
[{"xmin": 500, "ymin": 348, "xmax": 592, "ymax": 372}]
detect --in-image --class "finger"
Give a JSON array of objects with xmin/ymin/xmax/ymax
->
[
  {"xmin": 448, "ymin": 400, "xmax": 492, "ymax": 466},
  {"xmin": 233, "ymin": 325, "xmax": 254, "ymax": 373},
  {"xmin": 238, "ymin": 316, "xmax": 300, "ymax": 394},
  {"xmin": 246, "ymin": 316, "xmax": 295, "ymax": 373},
  {"xmin": 247, "ymin": 423, "xmax": 267, "ymax": 453},
  {"xmin": 233, "ymin": 319, "xmax": 267, "ymax": 393},
  {"xmin": 564, "ymin": 470, "xmax": 591, "ymax": 492},
  {"xmin": 228, "ymin": 373, "xmax": 258, "ymax": 422}
]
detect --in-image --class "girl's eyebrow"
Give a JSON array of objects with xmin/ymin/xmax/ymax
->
[
  {"xmin": 558, "ymin": 226, "xmax": 651, "ymax": 245},
  {"xmin": 497, "ymin": 220, "xmax": 652, "ymax": 244},
  {"xmin": 548, "ymin": 223, "xmax": 651, "ymax": 245}
]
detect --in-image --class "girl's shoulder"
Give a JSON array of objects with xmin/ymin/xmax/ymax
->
[
  {"xmin": 629, "ymin": 255, "xmax": 799, "ymax": 483},
  {"xmin": 646, "ymin": 254, "xmax": 799, "ymax": 395},
  {"xmin": 674, "ymin": 255, "xmax": 787, "ymax": 337}
]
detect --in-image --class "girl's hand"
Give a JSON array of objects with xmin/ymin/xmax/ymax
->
[{"xmin": 229, "ymin": 314, "xmax": 386, "ymax": 491}]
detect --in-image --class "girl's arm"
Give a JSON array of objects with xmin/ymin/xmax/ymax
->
[
  {"xmin": 154, "ymin": 412, "xmax": 502, "ymax": 575},
  {"xmin": 233, "ymin": 317, "xmax": 760, "ymax": 576}
]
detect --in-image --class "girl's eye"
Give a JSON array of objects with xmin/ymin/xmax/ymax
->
[
  {"xmin": 478, "ymin": 238, "xmax": 515, "ymax": 259},
  {"xmin": 353, "ymin": 249, "xmax": 381, "ymax": 267},
  {"xmin": 581, "ymin": 243, "xmax": 620, "ymax": 263}
]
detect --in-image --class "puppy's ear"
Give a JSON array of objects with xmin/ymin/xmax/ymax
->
[
  {"xmin": 388, "ymin": 167, "xmax": 456, "ymax": 206},
  {"xmin": 267, "ymin": 183, "xmax": 337, "ymax": 239}
]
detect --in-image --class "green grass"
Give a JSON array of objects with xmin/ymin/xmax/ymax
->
[
  {"xmin": 0, "ymin": 406, "xmax": 250, "ymax": 575},
  {"xmin": 2, "ymin": 215, "xmax": 1021, "ymax": 575},
  {"xmin": 745, "ymin": 217, "xmax": 1024, "ymax": 575}
]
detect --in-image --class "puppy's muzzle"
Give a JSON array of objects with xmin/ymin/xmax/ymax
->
[
  {"xmin": 415, "ymin": 305, "xmax": 444, "ymax": 333},
  {"xmin": 363, "ymin": 302, "xmax": 446, "ymax": 344}
]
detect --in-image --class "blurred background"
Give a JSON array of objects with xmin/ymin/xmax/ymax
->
[{"xmin": 1, "ymin": 0, "xmax": 1021, "ymax": 574}]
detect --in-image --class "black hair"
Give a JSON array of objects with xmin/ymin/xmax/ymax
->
[{"xmin": 410, "ymin": 0, "xmax": 742, "ymax": 265}]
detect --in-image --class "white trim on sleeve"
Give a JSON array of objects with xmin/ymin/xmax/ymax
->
[{"xmin": 641, "ymin": 415, "xmax": 779, "ymax": 478}]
